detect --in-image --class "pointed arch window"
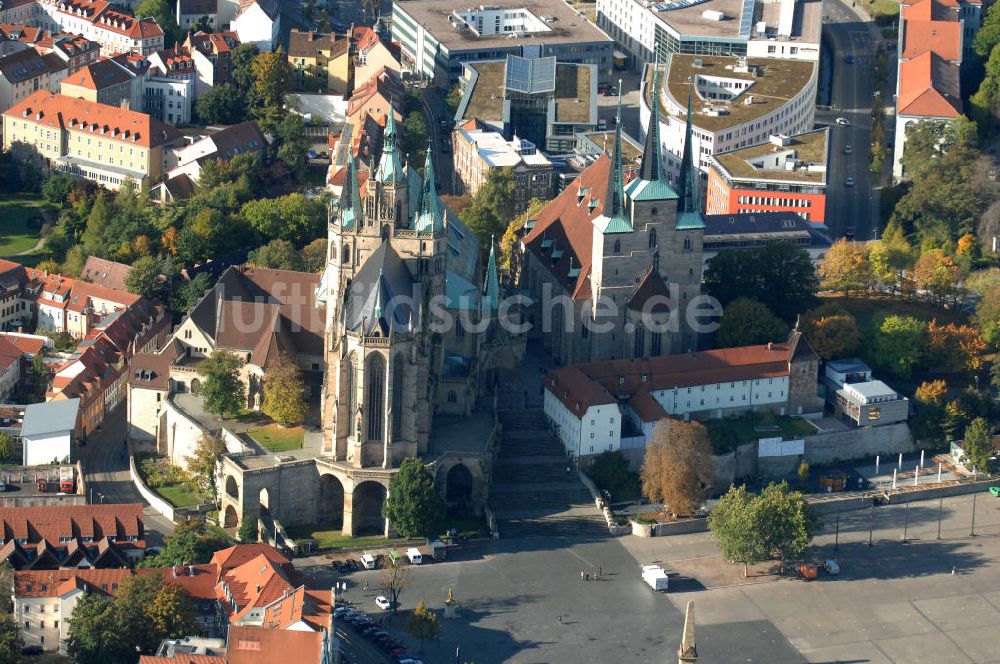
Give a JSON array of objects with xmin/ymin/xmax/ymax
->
[
  {"xmin": 391, "ymin": 354, "xmax": 404, "ymax": 438},
  {"xmin": 648, "ymin": 228, "xmax": 657, "ymax": 248},
  {"xmin": 366, "ymin": 353, "xmax": 385, "ymax": 441},
  {"xmin": 683, "ymin": 236, "xmax": 692, "ymax": 252},
  {"xmin": 633, "ymin": 325, "xmax": 645, "ymax": 358},
  {"xmin": 343, "ymin": 243, "xmax": 351, "ymax": 264},
  {"xmin": 613, "ymin": 239, "xmax": 621, "ymax": 254},
  {"xmin": 346, "ymin": 352, "xmax": 357, "ymax": 427}
]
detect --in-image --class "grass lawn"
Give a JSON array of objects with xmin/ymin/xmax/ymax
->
[
  {"xmin": 157, "ymin": 482, "xmax": 203, "ymax": 508},
  {"xmin": 285, "ymin": 527, "xmax": 411, "ymax": 551},
  {"xmin": 248, "ymin": 424, "xmax": 304, "ymax": 452},
  {"xmin": 706, "ymin": 413, "xmax": 817, "ymax": 452},
  {"xmin": 819, "ymin": 294, "xmax": 966, "ymax": 329},
  {"xmin": 0, "ymin": 198, "xmax": 48, "ymax": 256},
  {"xmin": 859, "ymin": 0, "xmax": 899, "ymax": 18},
  {"xmin": 444, "ymin": 513, "xmax": 488, "ymax": 538}
]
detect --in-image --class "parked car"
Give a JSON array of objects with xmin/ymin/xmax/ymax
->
[
  {"xmin": 308, "ymin": 149, "xmax": 318, "ymax": 159},
  {"xmin": 824, "ymin": 559, "xmax": 840, "ymax": 575},
  {"xmin": 844, "ymin": 54, "xmax": 855, "ymax": 64},
  {"xmin": 845, "ymin": 176, "xmax": 855, "ymax": 187},
  {"xmin": 375, "ymin": 595, "xmax": 392, "ymax": 610},
  {"xmin": 843, "ymin": 144, "xmax": 852, "ymax": 154}
]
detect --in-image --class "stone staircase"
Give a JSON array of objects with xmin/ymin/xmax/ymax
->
[{"xmin": 490, "ymin": 409, "xmax": 608, "ymax": 539}]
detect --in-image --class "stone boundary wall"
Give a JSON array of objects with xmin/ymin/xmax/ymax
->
[
  {"xmin": 129, "ymin": 454, "xmax": 176, "ymax": 522},
  {"xmin": 577, "ymin": 468, "xmax": 629, "ymax": 536}
]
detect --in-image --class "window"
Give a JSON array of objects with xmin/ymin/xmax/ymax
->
[
  {"xmin": 648, "ymin": 228, "xmax": 657, "ymax": 248},
  {"xmin": 447, "ymin": 390, "xmax": 457, "ymax": 403}
]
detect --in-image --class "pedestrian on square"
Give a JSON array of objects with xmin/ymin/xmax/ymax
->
[
  {"xmin": 598, "ymin": 565, "xmax": 602, "ymax": 576},
  {"xmin": 584, "ymin": 572, "xmax": 590, "ymax": 581},
  {"xmin": 580, "ymin": 571, "xmax": 584, "ymax": 581}
]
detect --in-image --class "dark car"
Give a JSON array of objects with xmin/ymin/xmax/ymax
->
[
  {"xmin": 844, "ymin": 55, "xmax": 855, "ymax": 64},
  {"xmin": 21, "ymin": 645, "xmax": 43, "ymax": 656}
]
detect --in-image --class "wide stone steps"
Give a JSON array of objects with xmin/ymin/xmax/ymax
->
[{"xmin": 490, "ymin": 408, "xmax": 607, "ymax": 540}]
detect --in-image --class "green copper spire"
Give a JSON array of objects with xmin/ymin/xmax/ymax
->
[
  {"xmin": 483, "ymin": 235, "xmax": 499, "ymax": 312},
  {"xmin": 602, "ymin": 81, "xmax": 632, "ymax": 234},
  {"xmin": 413, "ymin": 143, "xmax": 444, "ymax": 232},
  {"xmin": 676, "ymin": 81, "xmax": 705, "ymax": 229},
  {"xmin": 376, "ymin": 111, "xmax": 405, "ymax": 184},
  {"xmin": 339, "ymin": 155, "xmax": 363, "ymax": 228},
  {"xmin": 626, "ymin": 55, "xmax": 678, "ymax": 202}
]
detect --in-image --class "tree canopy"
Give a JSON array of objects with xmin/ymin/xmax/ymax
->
[
  {"xmin": 801, "ymin": 304, "xmax": 861, "ymax": 360},
  {"xmin": 716, "ymin": 298, "xmax": 788, "ymax": 348},
  {"xmin": 383, "ymin": 458, "xmax": 445, "ymax": 539},
  {"xmin": 460, "ymin": 168, "xmax": 517, "ymax": 249},
  {"xmin": 198, "ymin": 349, "xmax": 246, "ymax": 418},
  {"xmin": 961, "ymin": 417, "xmax": 994, "ymax": 476},
  {"xmin": 703, "ymin": 242, "xmax": 817, "ymax": 323},
  {"xmin": 262, "ymin": 354, "xmax": 308, "ymax": 426},
  {"xmin": 142, "ymin": 519, "xmax": 232, "ymax": 567},
  {"xmin": 864, "ymin": 314, "xmax": 926, "ymax": 380},
  {"xmin": 641, "ymin": 419, "xmax": 714, "ymax": 517}
]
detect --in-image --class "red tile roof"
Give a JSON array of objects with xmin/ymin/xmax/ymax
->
[
  {"xmin": 3, "ymin": 91, "xmax": 180, "ymax": 148},
  {"xmin": 523, "ymin": 154, "xmax": 611, "ymax": 300},
  {"xmin": 545, "ymin": 335, "xmax": 803, "ymax": 417},
  {"xmin": 0, "ymin": 503, "xmax": 144, "ymax": 549},
  {"xmin": 902, "ymin": 0, "xmax": 960, "ymax": 21},
  {"xmin": 0, "ymin": 337, "xmax": 21, "ymax": 371},
  {"xmin": 226, "ymin": 626, "xmax": 323, "ymax": 664},
  {"xmin": 902, "ymin": 19, "xmax": 962, "ymax": 61},
  {"xmin": 897, "ymin": 51, "xmax": 962, "ymax": 117},
  {"xmin": 15, "ymin": 563, "xmax": 216, "ymax": 598},
  {"xmin": 0, "ymin": 333, "xmax": 46, "ymax": 355}
]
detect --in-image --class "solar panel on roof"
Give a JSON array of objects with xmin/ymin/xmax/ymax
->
[{"xmin": 504, "ymin": 55, "xmax": 556, "ymax": 94}]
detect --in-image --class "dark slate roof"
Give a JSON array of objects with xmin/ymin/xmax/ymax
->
[
  {"xmin": 702, "ymin": 211, "xmax": 832, "ymax": 246},
  {"xmin": 342, "ymin": 243, "xmax": 415, "ymax": 335}
]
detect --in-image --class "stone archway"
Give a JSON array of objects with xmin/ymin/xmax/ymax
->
[
  {"xmin": 190, "ymin": 378, "xmax": 201, "ymax": 394},
  {"xmin": 224, "ymin": 505, "xmax": 239, "ymax": 528},
  {"xmin": 225, "ymin": 476, "xmax": 239, "ymax": 500},
  {"xmin": 259, "ymin": 487, "xmax": 269, "ymax": 513},
  {"xmin": 445, "ymin": 463, "xmax": 474, "ymax": 512},
  {"xmin": 317, "ymin": 474, "xmax": 345, "ymax": 529},
  {"xmin": 351, "ymin": 481, "xmax": 386, "ymax": 536}
]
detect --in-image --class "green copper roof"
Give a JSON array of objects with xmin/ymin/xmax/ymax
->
[
  {"xmin": 376, "ymin": 111, "xmax": 405, "ymax": 184},
  {"xmin": 676, "ymin": 83, "xmax": 705, "ymax": 227},
  {"xmin": 413, "ymin": 144, "xmax": 444, "ymax": 232},
  {"xmin": 338, "ymin": 156, "xmax": 362, "ymax": 228},
  {"xmin": 677, "ymin": 211, "xmax": 706, "ymax": 230},
  {"xmin": 629, "ymin": 59, "xmax": 677, "ymax": 202},
  {"xmin": 602, "ymin": 85, "xmax": 632, "ymax": 235},
  {"xmin": 483, "ymin": 236, "xmax": 499, "ymax": 312}
]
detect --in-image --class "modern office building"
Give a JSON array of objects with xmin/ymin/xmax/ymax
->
[{"xmin": 392, "ymin": 0, "xmax": 613, "ymax": 87}]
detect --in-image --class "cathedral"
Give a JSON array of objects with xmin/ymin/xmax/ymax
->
[
  {"xmin": 317, "ymin": 112, "xmax": 501, "ymax": 470},
  {"xmin": 518, "ymin": 67, "xmax": 706, "ymax": 366}
]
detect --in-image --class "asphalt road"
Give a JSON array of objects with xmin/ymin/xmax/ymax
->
[
  {"xmin": 819, "ymin": 0, "xmax": 889, "ymax": 240},
  {"xmin": 77, "ymin": 407, "xmax": 174, "ymax": 547}
]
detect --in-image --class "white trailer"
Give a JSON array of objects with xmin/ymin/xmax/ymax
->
[{"xmin": 642, "ymin": 565, "xmax": 669, "ymax": 591}]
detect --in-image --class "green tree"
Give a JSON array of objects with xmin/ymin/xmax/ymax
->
[
  {"xmin": 142, "ymin": 519, "xmax": 232, "ymax": 567},
  {"xmin": 148, "ymin": 582, "xmax": 196, "ymax": 639},
  {"xmin": 231, "ymin": 43, "xmax": 261, "ymax": 97},
  {"xmin": 302, "ymin": 238, "xmax": 328, "ymax": 272},
  {"xmin": 585, "ymin": 450, "xmax": 632, "ymax": 498},
  {"xmin": 383, "ymin": 458, "xmax": 445, "ymax": 539},
  {"xmin": 42, "ymin": 173, "xmax": 76, "ymax": 205},
  {"xmin": 30, "ymin": 353, "xmax": 48, "ymax": 401},
  {"xmin": 134, "ymin": 0, "xmax": 180, "ymax": 45},
  {"xmin": 125, "ymin": 255, "xmax": 165, "ymax": 301},
  {"xmin": 976, "ymin": 2, "xmax": 1000, "ymax": 57},
  {"xmin": 251, "ymin": 48, "xmax": 294, "ymax": 108},
  {"xmin": 716, "ymin": 298, "xmax": 788, "ymax": 347},
  {"xmin": 81, "ymin": 193, "xmax": 110, "ymax": 256},
  {"xmin": 194, "ymin": 83, "xmax": 247, "ymax": 124},
  {"xmin": 114, "ymin": 574, "xmax": 164, "ymax": 654},
  {"xmin": 274, "ymin": 114, "xmax": 309, "ymax": 177},
  {"xmin": 460, "ymin": 168, "xmax": 517, "ymax": 248},
  {"xmin": 755, "ymin": 481, "xmax": 818, "ymax": 572},
  {"xmin": 248, "ymin": 239, "xmax": 305, "ymax": 271},
  {"xmin": 66, "ymin": 594, "xmax": 120, "ymax": 664},
  {"xmin": 868, "ymin": 224, "xmax": 914, "ymax": 294},
  {"xmin": 0, "ymin": 614, "xmax": 20, "ymax": 664},
  {"xmin": 407, "ymin": 600, "xmax": 440, "ymax": 652},
  {"xmin": 445, "ymin": 84, "xmax": 463, "ymax": 115},
  {"xmin": 402, "ymin": 110, "xmax": 428, "ymax": 166},
  {"xmin": 238, "ymin": 516, "xmax": 259, "ymax": 543},
  {"xmin": 186, "ymin": 432, "xmax": 226, "ymax": 500},
  {"xmin": 865, "ymin": 314, "xmax": 926, "ymax": 380},
  {"xmin": 0, "ymin": 433, "xmax": 11, "ymax": 464},
  {"xmin": 262, "ymin": 354, "xmax": 308, "ymax": 426},
  {"xmin": 703, "ymin": 242, "xmax": 817, "ymax": 323},
  {"xmin": 62, "ymin": 244, "xmax": 87, "ymax": 277},
  {"xmin": 171, "ymin": 272, "xmax": 213, "ymax": 316},
  {"xmin": 708, "ymin": 484, "xmax": 769, "ymax": 578},
  {"xmin": 961, "ymin": 417, "xmax": 993, "ymax": 477},
  {"xmin": 197, "ymin": 349, "xmax": 246, "ymax": 418}
]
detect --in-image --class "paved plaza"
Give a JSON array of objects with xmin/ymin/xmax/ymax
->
[{"xmin": 298, "ymin": 491, "xmax": 1000, "ymax": 663}]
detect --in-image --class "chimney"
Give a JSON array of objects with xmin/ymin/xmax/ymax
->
[
  {"xmin": 188, "ymin": 565, "xmax": 194, "ymax": 576},
  {"xmin": 172, "ymin": 565, "xmax": 178, "ymax": 578},
  {"xmin": 767, "ymin": 342, "xmax": 773, "ymax": 350}
]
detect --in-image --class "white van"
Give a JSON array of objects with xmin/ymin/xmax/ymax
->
[
  {"xmin": 360, "ymin": 552, "xmax": 376, "ymax": 569},
  {"xmin": 406, "ymin": 547, "xmax": 422, "ymax": 565}
]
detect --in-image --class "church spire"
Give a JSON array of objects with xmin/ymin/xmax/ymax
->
[
  {"xmin": 376, "ymin": 110, "xmax": 405, "ymax": 184},
  {"xmin": 626, "ymin": 55, "xmax": 678, "ymax": 202},
  {"xmin": 413, "ymin": 143, "xmax": 444, "ymax": 232},
  {"xmin": 339, "ymin": 155, "xmax": 362, "ymax": 228},
  {"xmin": 675, "ymin": 81, "xmax": 705, "ymax": 229},
  {"xmin": 639, "ymin": 57, "xmax": 665, "ymax": 183},
  {"xmin": 601, "ymin": 81, "xmax": 631, "ymax": 234},
  {"xmin": 483, "ymin": 235, "xmax": 499, "ymax": 312}
]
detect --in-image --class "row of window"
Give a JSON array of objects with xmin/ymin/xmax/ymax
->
[{"xmin": 736, "ymin": 195, "xmax": 813, "ymax": 207}]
